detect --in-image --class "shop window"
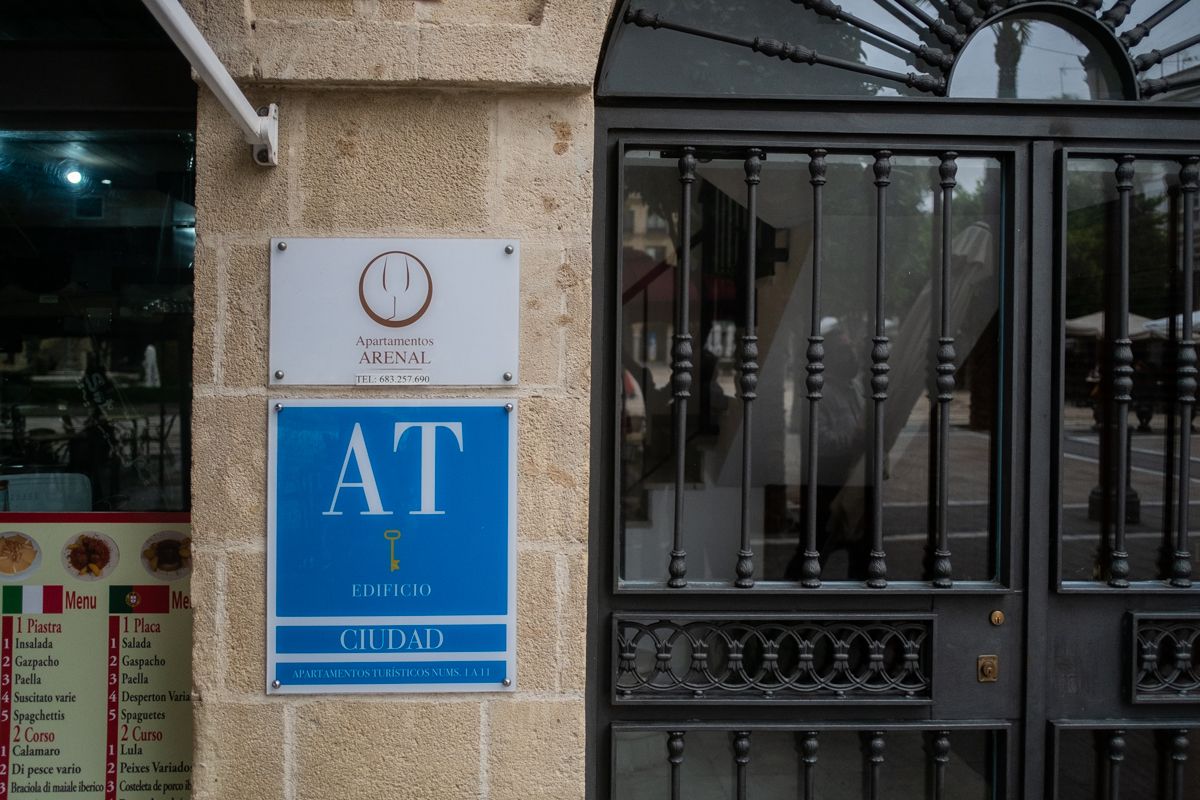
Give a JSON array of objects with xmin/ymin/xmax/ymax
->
[{"xmin": 0, "ymin": 131, "xmax": 195, "ymax": 512}]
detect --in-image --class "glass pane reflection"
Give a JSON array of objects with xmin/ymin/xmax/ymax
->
[
  {"xmin": 1061, "ymin": 158, "xmax": 1200, "ymax": 581},
  {"xmin": 619, "ymin": 150, "xmax": 1002, "ymax": 584},
  {"xmin": 949, "ymin": 13, "xmax": 1127, "ymax": 100},
  {"xmin": 0, "ymin": 132, "xmax": 194, "ymax": 512}
]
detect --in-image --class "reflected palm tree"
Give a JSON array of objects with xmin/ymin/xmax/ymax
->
[{"xmin": 994, "ymin": 19, "xmax": 1032, "ymax": 98}]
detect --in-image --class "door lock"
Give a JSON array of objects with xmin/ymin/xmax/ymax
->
[{"xmin": 978, "ymin": 654, "xmax": 999, "ymax": 682}]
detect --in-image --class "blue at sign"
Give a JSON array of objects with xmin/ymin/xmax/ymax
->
[{"xmin": 267, "ymin": 400, "xmax": 516, "ymax": 694}]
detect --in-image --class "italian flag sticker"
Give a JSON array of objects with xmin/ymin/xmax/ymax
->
[
  {"xmin": 2, "ymin": 585, "xmax": 64, "ymax": 614},
  {"xmin": 108, "ymin": 585, "xmax": 170, "ymax": 614}
]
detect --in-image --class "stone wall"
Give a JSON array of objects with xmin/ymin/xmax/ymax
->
[{"xmin": 187, "ymin": 2, "xmax": 607, "ymax": 797}]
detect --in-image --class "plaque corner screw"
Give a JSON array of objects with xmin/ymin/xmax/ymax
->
[
  {"xmin": 274, "ymin": 369, "xmax": 285, "ymax": 379},
  {"xmin": 503, "ymin": 372, "xmax": 513, "ymax": 382},
  {"xmin": 502, "ymin": 678, "xmax": 512, "ymax": 687},
  {"xmin": 271, "ymin": 679, "xmax": 281, "ymax": 689},
  {"xmin": 274, "ymin": 403, "xmax": 283, "ymax": 412},
  {"xmin": 504, "ymin": 403, "xmax": 514, "ymax": 412},
  {"xmin": 276, "ymin": 241, "xmax": 287, "ymax": 251},
  {"xmin": 504, "ymin": 244, "xmax": 514, "ymax": 255}
]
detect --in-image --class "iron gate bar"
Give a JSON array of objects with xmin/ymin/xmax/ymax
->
[
  {"xmin": 1168, "ymin": 730, "xmax": 1189, "ymax": 800},
  {"xmin": 1118, "ymin": 0, "xmax": 1188, "ymax": 47},
  {"xmin": 801, "ymin": 149, "xmax": 827, "ymax": 589},
  {"xmin": 1101, "ymin": 0, "xmax": 1137, "ymax": 28},
  {"xmin": 1049, "ymin": 721, "xmax": 1200, "ymax": 799},
  {"xmin": 933, "ymin": 151, "xmax": 959, "ymax": 588},
  {"xmin": 733, "ymin": 731, "xmax": 750, "ymax": 800},
  {"xmin": 1135, "ymin": 32, "xmax": 1200, "ymax": 72},
  {"xmin": 947, "ymin": 0, "xmax": 984, "ymax": 31},
  {"xmin": 1108, "ymin": 155, "xmax": 1135, "ymax": 588},
  {"xmin": 928, "ymin": 730, "xmax": 951, "ymax": 799},
  {"xmin": 890, "ymin": 0, "xmax": 968, "ymax": 49},
  {"xmin": 666, "ymin": 730, "xmax": 684, "ymax": 800},
  {"xmin": 791, "ymin": 0, "xmax": 956, "ymax": 70},
  {"xmin": 1079, "ymin": 0, "xmax": 1104, "ymax": 15},
  {"xmin": 799, "ymin": 731, "xmax": 819, "ymax": 800},
  {"xmin": 1172, "ymin": 156, "xmax": 1197, "ymax": 588},
  {"xmin": 869, "ymin": 150, "xmax": 893, "ymax": 589},
  {"xmin": 668, "ymin": 148, "xmax": 696, "ymax": 589},
  {"xmin": 736, "ymin": 150, "xmax": 762, "ymax": 589},
  {"xmin": 862, "ymin": 730, "xmax": 886, "ymax": 800},
  {"xmin": 1099, "ymin": 729, "xmax": 1126, "ymax": 799},
  {"xmin": 621, "ymin": 8, "xmax": 947, "ymax": 95}
]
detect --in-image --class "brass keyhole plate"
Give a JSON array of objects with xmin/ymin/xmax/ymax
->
[{"xmin": 978, "ymin": 654, "xmax": 999, "ymax": 683}]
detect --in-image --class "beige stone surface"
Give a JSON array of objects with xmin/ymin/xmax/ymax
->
[
  {"xmin": 253, "ymin": 18, "xmax": 420, "ymax": 82},
  {"xmin": 191, "ymin": 395, "xmax": 268, "ymax": 545},
  {"xmin": 516, "ymin": 550, "xmax": 560, "ymax": 691},
  {"xmin": 223, "ymin": 551, "xmax": 269, "ymax": 694},
  {"xmin": 252, "ymin": 0, "xmax": 356, "ymax": 20},
  {"xmin": 518, "ymin": 394, "xmax": 590, "ymax": 543},
  {"xmin": 418, "ymin": 0, "xmax": 548, "ymax": 25},
  {"xmin": 221, "ymin": 244, "xmax": 271, "ymax": 388},
  {"xmin": 488, "ymin": 700, "xmax": 586, "ymax": 800},
  {"xmin": 193, "ymin": 242, "xmax": 219, "ymax": 389},
  {"xmin": 299, "ymin": 91, "xmax": 490, "ymax": 231},
  {"xmin": 294, "ymin": 702, "xmax": 482, "ymax": 799},
  {"xmin": 560, "ymin": 549, "xmax": 588, "ymax": 692},
  {"xmin": 195, "ymin": 89, "xmax": 292, "ymax": 237},
  {"xmin": 495, "ymin": 93, "xmax": 593, "ymax": 237},
  {"xmin": 193, "ymin": 703, "xmax": 286, "ymax": 800}
]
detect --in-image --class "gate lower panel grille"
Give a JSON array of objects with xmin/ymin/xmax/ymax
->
[
  {"xmin": 613, "ymin": 614, "xmax": 932, "ymax": 703},
  {"xmin": 1131, "ymin": 613, "xmax": 1200, "ymax": 703}
]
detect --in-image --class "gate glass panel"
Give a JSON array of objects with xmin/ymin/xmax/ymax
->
[{"xmin": 619, "ymin": 148, "xmax": 1003, "ymax": 585}]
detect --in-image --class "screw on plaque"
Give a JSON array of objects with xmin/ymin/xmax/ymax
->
[
  {"xmin": 274, "ymin": 369, "xmax": 285, "ymax": 379},
  {"xmin": 502, "ymin": 678, "xmax": 512, "ymax": 687},
  {"xmin": 505, "ymin": 403, "xmax": 514, "ymax": 412},
  {"xmin": 274, "ymin": 403, "xmax": 283, "ymax": 412},
  {"xmin": 384, "ymin": 529, "xmax": 402, "ymax": 572},
  {"xmin": 271, "ymin": 680, "xmax": 281, "ymax": 689},
  {"xmin": 504, "ymin": 245, "xmax": 514, "ymax": 255},
  {"xmin": 503, "ymin": 372, "xmax": 513, "ymax": 382},
  {"xmin": 276, "ymin": 241, "xmax": 287, "ymax": 251}
]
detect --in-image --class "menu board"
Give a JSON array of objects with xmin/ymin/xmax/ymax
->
[{"xmin": 0, "ymin": 514, "xmax": 192, "ymax": 800}]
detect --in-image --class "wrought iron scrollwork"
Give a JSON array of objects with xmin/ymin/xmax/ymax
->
[
  {"xmin": 614, "ymin": 617, "xmax": 931, "ymax": 701},
  {"xmin": 1133, "ymin": 617, "xmax": 1200, "ymax": 702}
]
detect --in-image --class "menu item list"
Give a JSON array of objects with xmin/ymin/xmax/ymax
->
[{"xmin": 0, "ymin": 517, "xmax": 192, "ymax": 799}]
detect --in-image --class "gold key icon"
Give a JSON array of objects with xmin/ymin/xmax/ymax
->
[{"xmin": 384, "ymin": 529, "xmax": 402, "ymax": 572}]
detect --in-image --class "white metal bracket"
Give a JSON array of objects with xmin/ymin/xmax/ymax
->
[{"xmin": 141, "ymin": 0, "xmax": 280, "ymax": 167}]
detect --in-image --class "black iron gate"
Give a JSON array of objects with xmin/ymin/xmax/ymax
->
[{"xmin": 588, "ymin": 106, "xmax": 1200, "ymax": 798}]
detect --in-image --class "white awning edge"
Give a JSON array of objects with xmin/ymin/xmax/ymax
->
[{"xmin": 141, "ymin": 0, "xmax": 279, "ymax": 166}]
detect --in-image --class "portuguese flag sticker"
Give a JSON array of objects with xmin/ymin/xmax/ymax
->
[
  {"xmin": 1, "ymin": 585, "xmax": 63, "ymax": 614},
  {"xmin": 108, "ymin": 585, "xmax": 170, "ymax": 614}
]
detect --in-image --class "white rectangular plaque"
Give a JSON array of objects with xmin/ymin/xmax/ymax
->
[{"xmin": 269, "ymin": 238, "xmax": 519, "ymax": 386}]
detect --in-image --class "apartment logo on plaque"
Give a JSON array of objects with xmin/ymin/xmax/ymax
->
[
  {"xmin": 359, "ymin": 251, "xmax": 433, "ymax": 328},
  {"xmin": 269, "ymin": 238, "xmax": 519, "ymax": 386}
]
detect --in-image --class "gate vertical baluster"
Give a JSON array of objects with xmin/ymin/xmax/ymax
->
[
  {"xmin": 736, "ymin": 150, "xmax": 763, "ymax": 588},
  {"xmin": 1102, "ymin": 729, "xmax": 1126, "ymax": 800},
  {"xmin": 1172, "ymin": 157, "xmax": 1197, "ymax": 587},
  {"xmin": 861, "ymin": 730, "xmax": 886, "ymax": 800},
  {"xmin": 932, "ymin": 152, "xmax": 958, "ymax": 587},
  {"xmin": 1109, "ymin": 156, "xmax": 1135, "ymax": 587},
  {"xmin": 668, "ymin": 148, "xmax": 697, "ymax": 588},
  {"xmin": 667, "ymin": 730, "xmax": 685, "ymax": 800},
  {"xmin": 868, "ymin": 151, "xmax": 893, "ymax": 588},
  {"xmin": 925, "ymin": 730, "xmax": 950, "ymax": 799},
  {"xmin": 1169, "ymin": 729, "xmax": 1189, "ymax": 800},
  {"xmin": 799, "ymin": 731, "xmax": 819, "ymax": 800},
  {"xmin": 734, "ymin": 731, "xmax": 751, "ymax": 800},
  {"xmin": 801, "ymin": 149, "xmax": 827, "ymax": 587}
]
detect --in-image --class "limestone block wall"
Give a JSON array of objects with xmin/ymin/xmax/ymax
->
[{"xmin": 188, "ymin": 3, "xmax": 607, "ymax": 797}]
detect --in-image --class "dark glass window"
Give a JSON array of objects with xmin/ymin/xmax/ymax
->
[{"xmin": 0, "ymin": 131, "xmax": 195, "ymax": 511}]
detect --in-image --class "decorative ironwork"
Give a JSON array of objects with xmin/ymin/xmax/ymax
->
[
  {"xmin": 736, "ymin": 150, "xmax": 763, "ymax": 589},
  {"xmin": 868, "ymin": 151, "xmax": 892, "ymax": 589},
  {"xmin": 667, "ymin": 148, "xmax": 697, "ymax": 589},
  {"xmin": 1107, "ymin": 156, "xmax": 1135, "ymax": 588},
  {"xmin": 1099, "ymin": 729, "xmax": 1127, "ymax": 799},
  {"xmin": 1132, "ymin": 617, "xmax": 1200, "ymax": 703},
  {"xmin": 800, "ymin": 150, "xmax": 827, "ymax": 589},
  {"xmin": 1119, "ymin": 0, "xmax": 1187, "ymax": 47},
  {"xmin": 1168, "ymin": 729, "xmax": 1190, "ymax": 797},
  {"xmin": 1173, "ymin": 157, "xmax": 1197, "ymax": 588},
  {"xmin": 621, "ymin": 7, "xmax": 947, "ymax": 95},
  {"xmin": 621, "ymin": 0, "xmax": 1200, "ymax": 102},
  {"xmin": 614, "ymin": 617, "xmax": 932, "ymax": 701},
  {"xmin": 791, "ymin": 0, "xmax": 955, "ymax": 70},
  {"xmin": 931, "ymin": 152, "xmax": 958, "ymax": 588}
]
